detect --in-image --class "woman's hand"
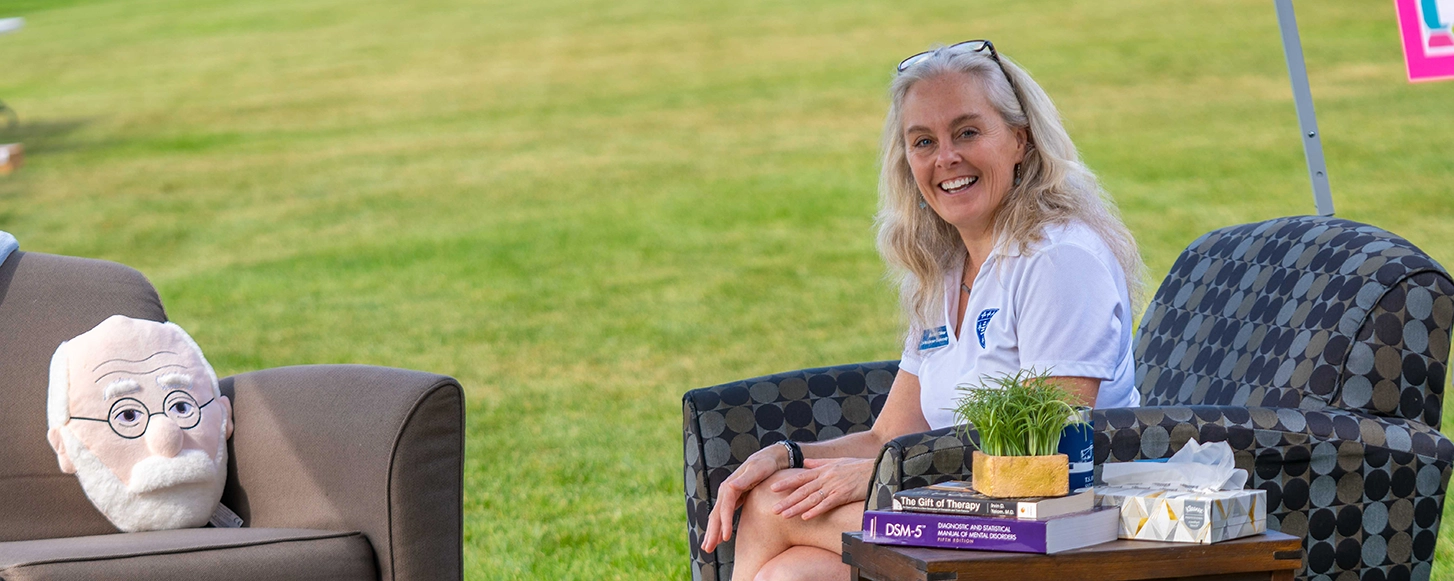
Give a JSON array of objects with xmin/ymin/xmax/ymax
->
[
  {"xmin": 700, "ymin": 444, "xmax": 788, "ymax": 553},
  {"xmin": 767, "ymin": 457, "xmax": 873, "ymax": 520}
]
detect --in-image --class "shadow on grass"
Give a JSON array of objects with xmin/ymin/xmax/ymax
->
[{"xmin": 0, "ymin": 116, "xmax": 94, "ymax": 155}]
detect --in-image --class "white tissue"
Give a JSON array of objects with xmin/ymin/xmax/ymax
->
[{"xmin": 1100, "ymin": 439, "xmax": 1248, "ymax": 492}]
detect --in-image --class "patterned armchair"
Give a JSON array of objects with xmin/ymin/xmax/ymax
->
[
  {"xmin": 682, "ymin": 216, "xmax": 1454, "ymax": 581},
  {"xmin": 1093, "ymin": 216, "xmax": 1454, "ymax": 581},
  {"xmin": 683, "ymin": 362, "xmax": 898, "ymax": 581}
]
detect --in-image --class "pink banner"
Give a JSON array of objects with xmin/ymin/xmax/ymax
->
[{"xmin": 1395, "ymin": 0, "xmax": 1454, "ymax": 82}]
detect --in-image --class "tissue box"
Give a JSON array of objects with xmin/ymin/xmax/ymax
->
[{"xmin": 1094, "ymin": 486, "xmax": 1266, "ymax": 543}]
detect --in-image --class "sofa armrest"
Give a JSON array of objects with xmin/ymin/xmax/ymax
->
[{"xmin": 219, "ymin": 364, "xmax": 464, "ymax": 581}]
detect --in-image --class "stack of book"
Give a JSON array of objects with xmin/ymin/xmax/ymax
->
[{"xmin": 861, "ymin": 481, "xmax": 1118, "ymax": 554}]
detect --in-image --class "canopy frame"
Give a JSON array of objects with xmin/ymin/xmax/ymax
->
[{"xmin": 1274, "ymin": 0, "xmax": 1336, "ymax": 216}]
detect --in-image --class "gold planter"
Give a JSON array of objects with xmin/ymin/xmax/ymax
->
[{"xmin": 971, "ymin": 451, "xmax": 1069, "ymax": 498}]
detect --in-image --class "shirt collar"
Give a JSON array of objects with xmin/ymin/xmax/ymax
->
[
  {"xmin": 988, "ymin": 224, "xmax": 1052, "ymax": 259},
  {"xmin": 982, "ymin": 229, "xmax": 1021, "ymax": 260}
]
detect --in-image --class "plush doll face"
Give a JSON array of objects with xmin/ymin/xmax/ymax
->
[{"xmin": 46, "ymin": 315, "xmax": 233, "ymax": 532}]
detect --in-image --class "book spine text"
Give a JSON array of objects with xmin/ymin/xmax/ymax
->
[
  {"xmin": 894, "ymin": 494, "xmax": 1018, "ymax": 517},
  {"xmin": 861, "ymin": 511, "xmax": 1048, "ymax": 553}
]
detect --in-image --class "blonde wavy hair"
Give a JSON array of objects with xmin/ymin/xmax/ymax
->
[{"xmin": 875, "ymin": 43, "xmax": 1146, "ymax": 333}]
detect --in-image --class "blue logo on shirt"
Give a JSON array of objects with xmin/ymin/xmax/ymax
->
[
  {"xmin": 975, "ymin": 309, "xmax": 999, "ymax": 348},
  {"xmin": 918, "ymin": 326, "xmax": 949, "ymax": 351}
]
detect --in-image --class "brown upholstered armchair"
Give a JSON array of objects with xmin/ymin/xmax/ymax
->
[{"xmin": 0, "ymin": 250, "xmax": 464, "ymax": 580}]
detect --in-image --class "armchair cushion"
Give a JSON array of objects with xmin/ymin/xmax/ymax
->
[{"xmin": 0, "ymin": 528, "xmax": 376, "ymax": 581}]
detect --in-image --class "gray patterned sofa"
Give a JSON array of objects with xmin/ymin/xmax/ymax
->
[{"xmin": 682, "ymin": 216, "xmax": 1454, "ymax": 581}]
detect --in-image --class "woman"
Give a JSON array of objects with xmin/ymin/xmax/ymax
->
[{"xmin": 700, "ymin": 41, "xmax": 1145, "ymax": 581}]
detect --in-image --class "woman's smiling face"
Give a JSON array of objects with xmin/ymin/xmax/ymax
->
[{"xmin": 901, "ymin": 71, "xmax": 1026, "ymax": 236}]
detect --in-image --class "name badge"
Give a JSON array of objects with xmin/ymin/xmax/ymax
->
[{"xmin": 918, "ymin": 326, "xmax": 950, "ymax": 351}]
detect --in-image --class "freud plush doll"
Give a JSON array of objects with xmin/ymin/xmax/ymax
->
[{"xmin": 45, "ymin": 315, "xmax": 234, "ymax": 532}]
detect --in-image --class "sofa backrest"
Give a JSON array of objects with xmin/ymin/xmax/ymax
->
[
  {"xmin": 1134, "ymin": 216, "xmax": 1452, "ymax": 428},
  {"xmin": 0, "ymin": 251, "xmax": 168, "ymax": 541}
]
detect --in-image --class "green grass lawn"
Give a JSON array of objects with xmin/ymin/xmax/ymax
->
[{"xmin": 1, "ymin": 0, "xmax": 1451, "ymax": 578}]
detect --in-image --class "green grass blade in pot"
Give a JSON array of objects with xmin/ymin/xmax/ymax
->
[{"xmin": 953, "ymin": 368, "xmax": 1086, "ymax": 458}]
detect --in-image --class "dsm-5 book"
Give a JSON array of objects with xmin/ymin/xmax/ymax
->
[{"xmin": 861, "ymin": 507, "xmax": 1118, "ymax": 553}]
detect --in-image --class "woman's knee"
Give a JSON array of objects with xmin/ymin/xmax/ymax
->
[
  {"xmin": 738, "ymin": 470, "xmax": 806, "ymax": 538},
  {"xmin": 742, "ymin": 470, "xmax": 799, "ymax": 516},
  {"xmin": 752, "ymin": 546, "xmax": 845, "ymax": 581},
  {"xmin": 752, "ymin": 558, "xmax": 801, "ymax": 581}
]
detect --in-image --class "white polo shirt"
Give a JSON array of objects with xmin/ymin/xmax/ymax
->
[{"xmin": 900, "ymin": 221, "xmax": 1139, "ymax": 430}]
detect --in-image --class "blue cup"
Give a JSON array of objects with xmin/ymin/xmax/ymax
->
[{"xmin": 1057, "ymin": 406, "xmax": 1094, "ymax": 493}]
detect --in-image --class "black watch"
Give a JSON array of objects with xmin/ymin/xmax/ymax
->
[{"xmin": 778, "ymin": 440, "xmax": 804, "ymax": 469}]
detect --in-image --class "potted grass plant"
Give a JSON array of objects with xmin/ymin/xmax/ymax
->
[{"xmin": 953, "ymin": 369, "xmax": 1088, "ymax": 498}]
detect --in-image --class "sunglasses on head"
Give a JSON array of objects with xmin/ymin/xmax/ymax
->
[
  {"xmin": 897, "ymin": 40, "xmax": 1000, "ymax": 73},
  {"xmin": 897, "ymin": 39, "xmax": 1032, "ymax": 145}
]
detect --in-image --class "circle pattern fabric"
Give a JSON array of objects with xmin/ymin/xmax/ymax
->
[
  {"xmin": 1134, "ymin": 217, "xmax": 1451, "ymax": 428},
  {"xmin": 683, "ymin": 361, "xmax": 896, "ymax": 581},
  {"xmin": 684, "ymin": 216, "xmax": 1454, "ymax": 581},
  {"xmin": 1112, "ymin": 216, "xmax": 1454, "ymax": 581}
]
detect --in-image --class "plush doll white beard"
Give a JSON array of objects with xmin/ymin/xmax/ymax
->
[{"xmin": 58, "ymin": 424, "xmax": 228, "ymax": 532}]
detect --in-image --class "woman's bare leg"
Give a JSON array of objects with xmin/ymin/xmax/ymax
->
[
  {"xmin": 731, "ymin": 469, "xmax": 863, "ymax": 581},
  {"xmin": 754, "ymin": 546, "xmax": 850, "ymax": 581}
]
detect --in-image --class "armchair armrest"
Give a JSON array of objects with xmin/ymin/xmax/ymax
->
[
  {"xmin": 1094, "ymin": 405, "xmax": 1453, "ymax": 469},
  {"xmin": 1096, "ymin": 405, "xmax": 1453, "ymax": 577},
  {"xmin": 867, "ymin": 405, "xmax": 1454, "ymax": 531},
  {"xmin": 683, "ymin": 361, "xmax": 897, "ymax": 581},
  {"xmin": 219, "ymin": 364, "xmax": 464, "ymax": 581},
  {"xmin": 866, "ymin": 426, "xmax": 979, "ymax": 510}
]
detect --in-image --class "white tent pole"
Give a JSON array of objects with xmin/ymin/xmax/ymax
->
[{"xmin": 1274, "ymin": 0, "xmax": 1335, "ymax": 216}]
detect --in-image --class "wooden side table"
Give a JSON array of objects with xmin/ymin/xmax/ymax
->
[{"xmin": 842, "ymin": 530, "xmax": 1304, "ymax": 581}]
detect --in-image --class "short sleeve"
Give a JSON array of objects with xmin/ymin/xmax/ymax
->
[
  {"xmin": 1014, "ymin": 243, "xmax": 1128, "ymax": 381},
  {"xmin": 899, "ymin": 329, "xmax": 924, "ymax": 376}
]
